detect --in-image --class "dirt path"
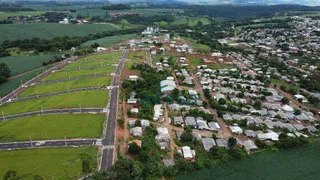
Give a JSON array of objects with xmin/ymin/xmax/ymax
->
[{"xmin": 186, "ymin": 58, "xmax": 233, "ymax": 139}]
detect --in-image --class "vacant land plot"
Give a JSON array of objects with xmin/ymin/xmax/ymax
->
[
  {"xmin": 0, "ymin": 11, "xmax": 45, "ymax": 20},
  {"xmin": 0, "ymin": 114, "xmax": 104, "ymax": 142},
  {"xmin": 185, "ymin": 38, "xmax": 211, "ymax": 53},
  {"xmin": 171, "ymin": 16, "xmax": 211, "ymax": 27},
  {"xmin": 62, "ymin": 59, "xmax": 118, "ymax": 69},
  {"xmin": 79, "ymin": 51, "xmax": 122, "ymax": 61},
  {"xmin": 0, "ymin": 23, "xmax": 117, "ymax": 43},
  {"xmin": 81, "ymin": 34, "xmax": 137, "ymax": 47},
  {"xmin": 0, "ymin": 55, "xmax": 55, "ymax": 76},
  {"xmin": 0, "ymin": 90, "xmax": 108, "ymax": 115},
  {"xmin": 19, "ymin": 76, "xmax": 111, "ymax": 97},
  {"xmin": 0, "ymin": 147, "xmax": 97, "ymax": 179},
  {"xmin": 178, "ymin": 142, "xmax": 320, "ymax": 180},
  {"xmin": 43, "ymin": 66, "xmax": 115, "ymax": 81},
  {"xmin": 126, "ymin": 50, "xmax": 146, "ymax": 69}
]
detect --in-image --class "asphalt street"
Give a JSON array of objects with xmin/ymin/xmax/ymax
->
[{"xmin": 100, "ymin": 50, "xmax": 128, "ymax": 172}]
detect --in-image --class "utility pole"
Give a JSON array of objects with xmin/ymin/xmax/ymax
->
[
  {"xmin": 30, "ymin": 136, "xmax": 33, "ymax": 148},
  {"xmin": 64, "ymin": 135, "xmax": 67, "ymax": 146},
  {"xmin": 79, "ymin": 104, "xmax": 82, "ymax": 112}
]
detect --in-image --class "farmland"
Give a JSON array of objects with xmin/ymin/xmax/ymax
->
[
  {"xmin": 0, "ymin": 114, "xmax": 105, "ymax": 142},
  {"xmin": 81, "ymin": 34, "xmax": 137, "ymax": 47},
  {"xmin": 43, "ymin": 66, "xmax": 115, "ymax": 81},
  {"xmin": 0, "ymin": 147, "xmax": 98, "ymax": 179},
  {"xmin": 178, "ymin": 142, "xmax": 320, "ymax": 180},
  {"xmin": 0, "ymin": 90, "xmax": 109, "ymax": 115},
  {"xmin": 0, "ymin": 55, "xmax": 55, "ymax": 76},
  {"xmin": 171, "ymin": 16, "xmax": 211, "ymax": 27},
  {"xmin": 0, "ymin": 23, "xmax": 117, "ymax": 44},
  {"xmin": 19, "ymin": 76, "xmax": 111, "ymax": 97},
  {"xmin": 0, "ymin": 11, "xmax": 46, "ymax": 20}
]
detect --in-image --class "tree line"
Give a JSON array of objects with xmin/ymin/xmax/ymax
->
[{"xmin": 102, "ymin": 4, "xmax": 131, "ymax": 10}]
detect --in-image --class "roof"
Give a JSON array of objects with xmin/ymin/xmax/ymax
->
[
  {"xmin": 243, "ymin": 140, "xmax": 258, "ymax": 151},
  {"xmin": 182, "ymin": 146, "xmax": 195, "ymax": 159},
  {"xmin": 230, "ymin": 126, "xmax": 243, "ymax": 134},
  {"xmin": 185, "ymin": 116, "xmax": 197, "ymax": 126},
  {"xmin": 208, "ymin": 122, "xmax": 220, "ymax": 131},
  {"xmin": 160, "ymin": 80, "xmax": 176, "ymax": 93},
  {"xmin": 202, "ymin": 138, "xmax": 216, "ymax": 151}
]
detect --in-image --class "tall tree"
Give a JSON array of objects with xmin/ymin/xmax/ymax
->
[{"xmin": 0, "ymin": 63, "xmax": 11, "ymax": 78}]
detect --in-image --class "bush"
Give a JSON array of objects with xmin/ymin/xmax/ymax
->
[{"xmin": 128, "ymin": 142, "xmax": 141, "ymax": 154}]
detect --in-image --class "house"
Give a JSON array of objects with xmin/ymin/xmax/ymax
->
[
  {"xmin": 129, "ymin": 75, "xmax": 139, "ymax": 81},
  {"xmin": 130, "ymin": 127, "xmax": 142, "ymax": 137},
  {"xmin": 153, "ymin": 104, "xmax": 163, "ymax": 121},
  {"xmin": 130, "ymin": 108, "xmax": 139, "ymax": 115},
  {"xmin": 214, "ymin": 93, "xmax": 225, "ymax": 100},
  {"xmin": 141, "ymin": 120, "xmax": 150, "ymax": 129},
  {"xmin": 229, "ymin": 126, "xmax": 243, "ymax": 134},
  {"xmin": 128, "ymin": 139, "xmax": 142, "ymax": 148},
  {"xmin": 156, "ymin": 127, "xmax": 170, "ymax": 141},
  {"xmin": 257, "ymin": 131, "xmax": 279, "ymax": 141},
  {"xmin": 181, "ymin": 146, "xmax": 196, "ymax": 160},
  {"xmin": 174, "ymin": 116, "xmax": 184, "ymax": 126},
  {"xmin": 160, "ymin": 80, "xmax": 176, "ymax": 93},
  {"xmin": 243, "ymin": 140, "xmax": 258, "ymax": 153},
  {"xmin": 208, "ymin": 122, "xmax": 220, "ymax": 131},
  {"xmin": 127, "ymin": 91, "xmax": 139, "ymax": 104},
  {"xmin": 202, "ymin": 138, "xmax": 216, "ymax": 152},
  {"xmin": 97, "ymin": 47, "xmax": 107, "ymax": 52},
  {"xmin": 244, "ymin": 130, "xmax": 256, "ymax": 137},
  {"xmin": 128, "ymin": 120, "xmax": 136, "ymax": 128},
  {"xmin": 282, "ymin": 105, "xmax": 294, "ymax": 112},
  {"xmin": 215, "ymin": 139, "xmax": 228, "ymax": 148},
  {"xmin": 197, "ymin": 120, "xmax": 209, "ymax": 130},
  {"xmin": 185, "ymin": 116, "xmax": 197, "ymax": 128}
]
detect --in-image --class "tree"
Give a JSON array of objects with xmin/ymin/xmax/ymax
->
[
  {"xmin": 218, "ymin": 98, "xmax": 226, "ymax": 105},
  {"xmin": 0, "ymin": 63, "xmax": 11, "ymax": 78},
  {"xmin": 253, "ymin": 100, "xmax": 262, "ymax": 109},
  {"xmin": 294, "ymin": 109, "xmax": 301, "ymax": 115},
  {"xmin": 281, "ymin": 97, "xmax": 290, "ymax": 104},
  {"xmin": 91, "ymin": 43, "xmax": 100, "ymax": 49},
  {"xmin": 110, "ymin": 158, "xmax": 143, "ymax": 180},
  {"xmin": 3, "ymin": 170, "xmax": 20, "ymax": 180},
  {"xmin": 180, "ymin": 132, "xmax": 193, "ymax": 142},
  {"xmin": 228, "ymin": 137, "xmax": 237, "ymax": 149},
  {"xmin": 80, "ymin": 152, "xmax": 93, "ymax": 174},
  {"xmin": 128, "ymin": 142, "xmax": 141, "ymax": 154}
]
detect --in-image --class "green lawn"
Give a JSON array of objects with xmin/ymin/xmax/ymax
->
[
  {"xmin": 0, "ymin": 23, "xmax": 117, "ymax": 44},
  {"xmin": 19, "ymin": 76, "xmax": 111, "ymax": 97},
  {"xmin": 79, "ymin": 51, "xmax": 122, "ymax": 61},
  {"xmin": 178, "ymin": 142, "xmax": 320, "ymax": 180},
  {"xmin": 0, "ymin": 66, "xmax": 53, "ymax": 98},
  {"xmin": 0, "ymin": 11, "xmax": 46, "ymax": 20},
  {"xmin": 0, "ymin": 90, "xmax": 108, "ymax": 115},
  {"xmin": 0, "ymin": 55, "xmax": 55, "ymax": 76},
  {"xmin": 0, "ymin": 114, "xmax": 105, "ymax": 142},
  {"xmin": 0, "ymin": 147, "xmax": 97, "ymax": 179},
  {"xmin": 62, "ymin": 59, "xmax": 118, "ymax": 69},
  {"xmin": 184, "ymin": 38, "xmax": 211, "ymax": 53},
  {"xmin": 43, "ymin": 66, "xmax": 115, "ymax": 81},
  {"xmin": 81, "ymin": 34, "xmax": 137, "ymax": 47},
  {"xmin": 189, "ymin": 58, "xmax": 204, "ymax": 66},
  {"xmin": 125, "ymin": 51, "xmax": 146, "ymax": 69}
]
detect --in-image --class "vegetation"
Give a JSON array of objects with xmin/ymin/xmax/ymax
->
[
  {"xmin": 81, "ymin": 34, "xmax": 137, "ymax": 47},
  {"xmin": 0, "ymin": 90, "xmax": 108, "ymax": 115},
  {"xmin": 0, "ymin": 147, "xmax": 98, "ymax": 179},
  {"xmin": 0, "ymin": 63, "xmax": 11, "ymax": 84},
  {"xmin": 0, "ymin": 114, "xmax": 104, "ymax": 142}
]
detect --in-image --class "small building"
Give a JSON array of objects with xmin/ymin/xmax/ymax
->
[
  {"xmin": 202, "ymin": 138, "xmax": 216, "ymax": 152},
  {"xmin": 229, "ymin": 126, "xmax": 243, "ymax": 134},
  {"xmin": 160, "ymin": 80, "xmax": 176, "ymax": 93},
  {"xmin": 156, "ymin": 127, "xmax": 170, "ymax": 141},
  {"xmin": 153, "ymin": 104, "xmax": 163, "ymax": 121},
  {"xmin": 208, "ymin": 122, "xmax": 220, "ymax": 131},
  {"xmin": 243, "ymin": 140, "xmax": 258, "ymax": 153},
  {"xmin": 185, "ymin": 116, "xmax": 197, "ymax": 128},
  {"xmin": 181, "ymin": 146, "xmax": 196, "ymax": 160},
  {"xmin": 130, "ymin": 127, "xmax": 142, "ymax": 137},
  {"xmin": 174, "ymin": 116, "xmax": 184, "ymax": 126},
  {"xmin": 129, "ymin": 75, "xmax": 139, "ymax": 81},
  {"xmin": 197, "ymin": 120, "xmax": 209, "ymax": 130}
]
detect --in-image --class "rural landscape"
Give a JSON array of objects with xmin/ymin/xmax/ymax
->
[{"xmin": 0, "ymin": 0, "xmax": 319, "ymax": 179}]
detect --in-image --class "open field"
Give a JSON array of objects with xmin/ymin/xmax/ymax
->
[
  {"xmin": 185, "ymin": 38, "xmax": 211, "ymax": 53},
  {"xmin": 0, "ymin": 147, "xmax": 97, "ymax": 179},
  {"xmin": 0, "ymin": 23, "xmax": 117, "ymax": 44},
  {"xmin": 126, "ymin": 50, "xmax": 146, "ymax": 69},
  {"xmin": 0, "ymin": 11, "xmax": 46, "ymax": 20},
  {"xmin": 0, "ymin": 55, "xmax": 55, "ymax": 76},
  {"xmin": 0, "ymin": 66, "xmax": 53, "ymax": 98},
  {"xmin": 62, "ymin": 59, "xmax": 118, "ymax": 69},
  {"xmin": 0, "ymin": 114, "xmax": 105, "ymax": 142},
  {"xmin": 79, "ymin": 51, "xmax": 122, "ymax": 61},
  {"xmin": 43, "ymin": 66, "xmax": 115, "ymax": 81},
  {"xmin": 178, "ymin": 142, "xmax": 320, "ymax": 180},
  {"xmin": 0, "ymin": 90, "xmax": 108, "ymax": 115},
  {"xmin": 171, "ymin": 16, "xmax": 211, "ymax": 27},
  {"xmin": 19, "ymin": 76, "xmax": 111, "ymax": 97},
  {"xmin": 81, "ymin": 34, "xmax": 137, "ymax": 47}
]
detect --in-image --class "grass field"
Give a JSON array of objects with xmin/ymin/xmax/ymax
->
[
  {"xmin": 79, "ymin": 51, "xmax": 122, "ymax": 61},
  {"xmin": 0, "ymin": 55, "xmax": 55, "ymax": 76},
  {"xmin": 178, "ymin": 141, "xmax": 320, "ymax": 180},
  {"xmin": 43, "ymin": 66, "xmax": 115, "ymax": 81},
  {"xmin": 0, "ymin": 114, "xmax": 105, "ymax": 142},
  {"xmin": 81, "ymin": 34, "xmax": 137, "ymax": 47},
  {"xmin": 0, "ymin": 23, "xmax": 117, "ymax": 44},
  {"xmin": 0, "ymin": 147, "xmax": 98, "ymax": 179},
  {"xmin": 19, "ymin": 76, "xmax": 111, "ymax": 97},
  {"xmin": 126, "ymin": 50, "xmax": 146, "ymax": 69},
  {"xmin": 0, "ymin": 66, "xmax": 53, "ymax": 98},
  {"xmin": 0, "ymin": 90, "xmax": 108, "ymax": 115},
  {"xmin": 0, "ymin": 11, "xmax": 46, "ymax": 20},
  {"xmin": 62, "ymin": 59, "xmax": 118, "ymax": 69},
  {"xmin": 185, "ymin": 38, "xmax": 211, "ymax": 53},
  {"xmin": 171, "ymin": 16, "xmax": 211, "ymax": 27}
]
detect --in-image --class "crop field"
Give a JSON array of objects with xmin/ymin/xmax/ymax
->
[
  {"xmin": 79, "ymin": 51, "xmax": 122, "ymax": 61},
  {"xmin": 0, "ymin": 23, "xmax": 117, "ymax": 44},
  {"xmin": 0, "ymin": 55, "xmax": 55, "ymax": 76},
  {"xmin": 19, "ymin": 76, "xmax": 111, "ymax": 97},
  {"xmin": 0, "ymin": 114, "xmax": 105, "ymax": 142},
  {"xmin": 0, "ymin": 11, "xmax": 46, "ymax": 20},
  {"xmin": 0, "ymin": 147, "xmax": 98, "ymax": 179},
  {"xmin": 0, "ymin": 90, "xmax": 108, "ymax": 115},
  {"xmin": 81, "ymin": 34, "xmax": 137, "ymax": 47},
  {"xmin": 178, "ymin": 142, "xmax": 320, "ymax": 180},
  {"xmin": 62, "ymin": 59, "xmax": 118, "ymax": 69},
  {"xmin": 43, "ymin": 66, "xmax": 115, "ymax": 81},
  {"xmin": 0, "ymin": 67, "xmax": 53, "ymax": 97}
]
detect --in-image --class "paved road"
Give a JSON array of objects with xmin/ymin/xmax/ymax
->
[
  {"xmin": 0, "ymin": 108, "xmax": 104, "ymax": 121},
  {"xmin": 100, "ymin": 50, "xmax": 128, "ymax": 172},
  {"xmin": 0, "ymin": 139, "xmax": 98, "ymax": 150}
]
